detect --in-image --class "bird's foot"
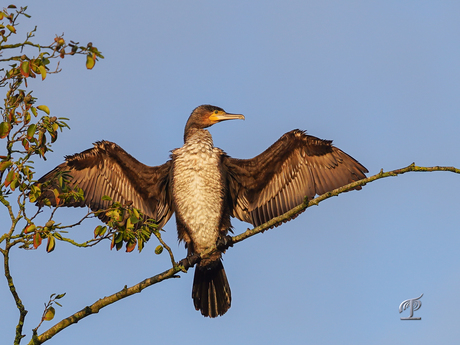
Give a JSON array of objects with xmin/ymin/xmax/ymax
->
[
  {"xmin": 178, "ymin": 253, "xmax": 201, "ymax": 270},
  {"xmin": 216, "ymin": 235, "xmax": 233, "ymax": 252}
]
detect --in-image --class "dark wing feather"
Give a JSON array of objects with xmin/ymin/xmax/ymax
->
[
  {"xmin": 224, "ymin": 130, "xmax": 368, "ymax": 226},
  {"xmin": 38, "ymin": 141, "xmax": 173, "ymax": 228}
]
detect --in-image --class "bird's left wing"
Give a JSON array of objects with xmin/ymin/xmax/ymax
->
[
  {"xmin": 38, "ymin": 141, "xmax": 174, "ymax": 228},
  {"xmin": 223, "ymin": 130, "xmax": 368, "ymax": 227}
]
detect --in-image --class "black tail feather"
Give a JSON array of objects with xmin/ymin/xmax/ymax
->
[{"xmin": 192, "ymin": 260, "xmax": 231, "ymax": 317}]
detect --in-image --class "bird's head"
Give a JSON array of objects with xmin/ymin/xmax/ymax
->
[{"xmin": 184, "ymin": 105, "xmax": 244, "ymax": 140}]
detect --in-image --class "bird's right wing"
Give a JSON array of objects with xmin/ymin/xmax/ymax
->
[
  {"xmin": 224, "ymin": 130, "xmax": 368, "ymax": 227},
  {"xmin": 38, "ymin": 141, "xmax": 174, "ymax": 228}
]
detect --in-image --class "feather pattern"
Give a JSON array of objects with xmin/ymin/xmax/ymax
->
[
  {"xmin": 38, "ymin": 141, "xmax": 173, "ymax": 228},
  {"xmin": 224, "ymin": 129, "xmax": 368, "ymax": 227}
]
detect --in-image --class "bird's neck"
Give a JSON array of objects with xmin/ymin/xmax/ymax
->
[{"xmin": 184, "ymin": 128, "xmax": 213, "ymax": 145}]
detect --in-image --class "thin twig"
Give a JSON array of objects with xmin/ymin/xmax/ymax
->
[{"xmin": 152, "ymin": 230, "xmax": 176, "ymax": 267}]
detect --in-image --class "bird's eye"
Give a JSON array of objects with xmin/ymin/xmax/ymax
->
[{"xmin": 214, "ymin": 110, "xmax": 219, "ymax": 114}]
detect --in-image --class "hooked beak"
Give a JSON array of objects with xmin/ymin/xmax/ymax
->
[{"xmin": 209, "ymin": 112, "xmax": 245, "ymax": 123}]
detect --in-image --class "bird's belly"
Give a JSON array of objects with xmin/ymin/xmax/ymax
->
[{"xmin": 172, "ymin": 151, "xmax": 224, "ymax": 252}]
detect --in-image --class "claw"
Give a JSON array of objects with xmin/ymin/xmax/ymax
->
[
  {"xmin": 216, "ymin": 235, "xmax": 233, "ymax": 251},
  {"xmin": 178, "ymin": 253, "xmax": 201, "ymax": 270}
]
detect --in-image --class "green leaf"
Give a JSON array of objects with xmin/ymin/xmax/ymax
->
[
  {"xmin": 99, "ymin": 226, "xmax": 107, "ymax": 237},
  {"xmin": 126, "ymin": 217, "xmax": 134, "ymax": 230},
  {"xmin": 94, "ymin": 225, "xmax": 103, "ymax": 238},
  {"xmin": 46, "ymin": 235, "xmax": 55, "ymax": 253},
  {"xmin": 9, "ymin": 177, "xmax": 18, "ymax": 191},
  {"xmin": 114, "ymin": 232, "xmax": 123, "ymax": 244},
  {"xmin": 24, "ymin": 111, "xmax": 31, "ymax": 124},
  {"xmin": 38, "ymin": 65, "xmax": 47, "ymax": 80},
  {"xmin": 6, "ymin": 24, "xmax": 16, "ymax": 34},
  {"xmin": 115, "ymin": 240, "xmax": 123, "ymax": 251},
  {"xmin": 29, "ymin": 185, "xmax": 41, "ymax": 203},
  {"xmin": 154, "ymin": 245, "xmax": 163, "ymax": 255},
  {"xmin": 101, "ymin": 195, "xmax": 112, "ymax": 201},
  {"xmin": 129, "ymin": 213, "xmax": 140, "ymax": 225},
  {"xmin": 43, "ymin": 307, "xmax": 55, "ymax": 321},
  {"xmin": 0, "ymin": 160, "xmax": 12, "ymax": 172},
  {"xmin": 55, "ymin": 293, "xmax": 66, "ymax": 299},
  {"xmin": 27, "ymin": 123, "xmax": 36, "ymax": 139},
  {"xmin": 31, "ymin": 107, "xmax": 37, "ymax": 117},
  {"xmin": 138, "ymin": 237, "xmax": 144, "ymax": 253},
  {"xmin": 37, "ymin": 105, "xmax": 50, "ymax": 115},
  {"xmin": 0, "ymin": 122, "xmax": 11, "ymax": 139},
  {"xmin": 22, "ymin": 165, "xmax": 32, "ymax": 180}
]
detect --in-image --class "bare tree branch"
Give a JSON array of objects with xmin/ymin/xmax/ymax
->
[
  {"xmin": 29, "ymin": 266, "xmax": 182, "ymax": 344},
  {"xmin": 28, "ymin": 163, "xmax": 460, "ymax": 344},
  {"xmin": 233, "ymin": 163, "xmax": 460, "ymax": 243},
  {"xmin": 3, "ymin": 247, "xmax": 28, "ymax": 345}
]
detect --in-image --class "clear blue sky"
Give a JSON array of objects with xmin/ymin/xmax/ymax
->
[{"xmin": 2, "ymin": 1, "xmax": 460, "ymax": 344}]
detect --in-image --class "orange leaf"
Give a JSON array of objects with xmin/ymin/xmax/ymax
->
[
  {"xmin": 50, "ymin": 130, "xmax": 58, "ymax": 143},
  {"xmin": 20, "ymin": 61, "xmax": 30, "ymax": 78},
  {"xmin": 53, "ymin": 189, "xmax": 61, "ymax": 204},
  {"xmin": 22, "ymin": 138, "xmax": 29, "ymax": 150},
  {"xmin": 4, "ymin": 169, "xmax": 14, "ymax": 187},
  {"xmin": 24, "ymin": 224, "xmax": 36, "ymax": 234},
  {"xmin": 33, "ymin": 232, "xmax": 42, "ymax": 249},
  {"xmin": 38, "ymin": 130, "xmax": 46, "ymax": 146},
  {"xmin": 126, "ymin": 240, "xmax": 137, "ymax": 253}
]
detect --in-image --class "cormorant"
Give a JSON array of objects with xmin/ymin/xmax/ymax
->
[{"xmin": 38, "ymin": 104, "xmax": 368, "ymax": 317}]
